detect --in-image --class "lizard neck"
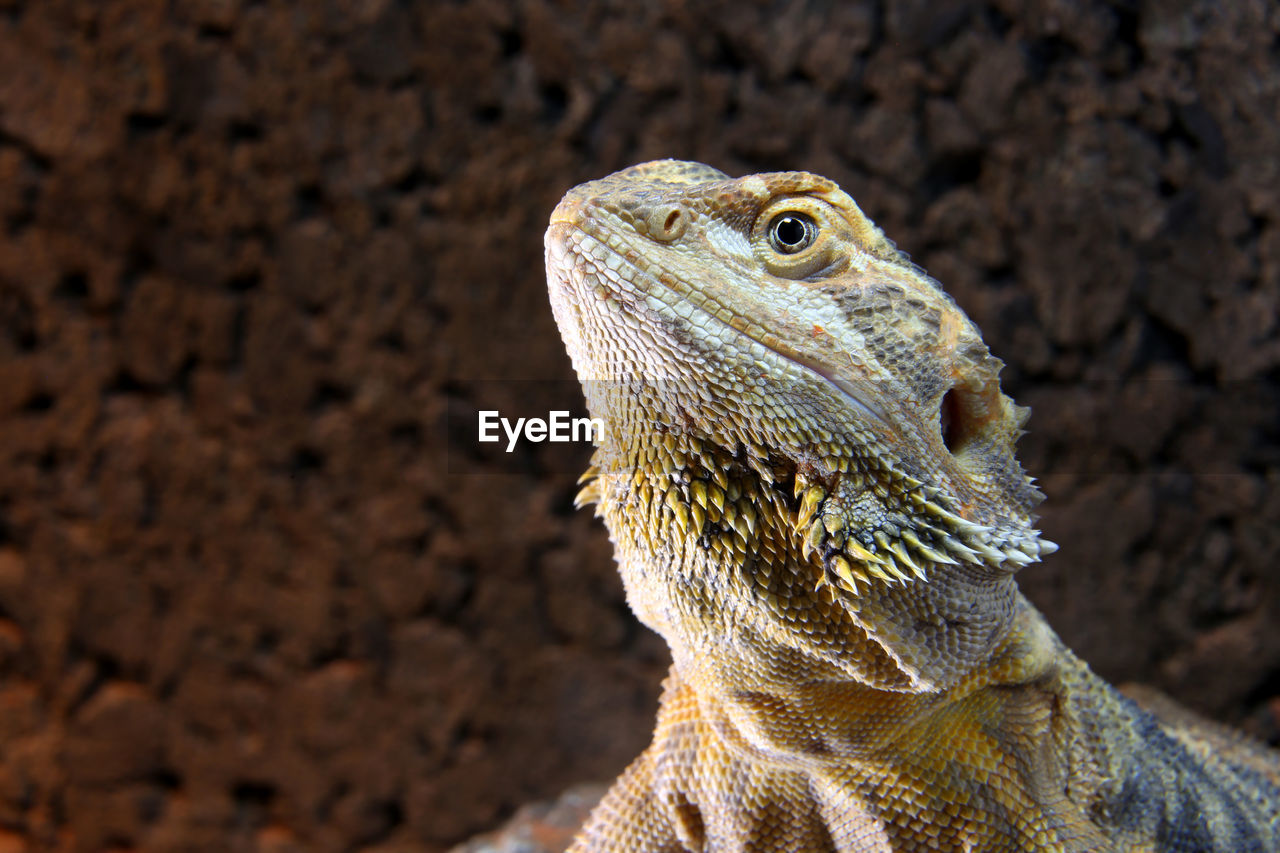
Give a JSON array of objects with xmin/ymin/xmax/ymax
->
[
  {"xmin": 652, "ymin": 573, "xmax": 1066, "ymax": 768},
  {"xmin": 594, "ymin": 427, "xmax": 1065, "ymax": 761},
  {"xmin": 747, "ymin": 602, "xmax": 1064, "ymax": 764}
]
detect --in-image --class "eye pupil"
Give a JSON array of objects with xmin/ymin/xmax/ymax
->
[
  {"xmin": 768, "ymin": 213, "xmax": 815, "ymax": 254},
  {"xmin": 776, "ymin": 217, "xmax": 806, "ymax": 245}
]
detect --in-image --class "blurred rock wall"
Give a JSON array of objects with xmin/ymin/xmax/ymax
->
[{"xmin": 0, "ymin": 1, "xmax": 1277, "ymax": 851}]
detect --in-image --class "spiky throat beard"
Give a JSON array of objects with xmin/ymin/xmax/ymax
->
[{"xmin": 552, "ymin": 315, "xmax": 1052, "ymax": 695}]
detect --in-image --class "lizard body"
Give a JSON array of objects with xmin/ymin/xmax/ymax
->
[{"xmin": 544, "ymin": 161, "xmax": 1280, "ymax": 852}]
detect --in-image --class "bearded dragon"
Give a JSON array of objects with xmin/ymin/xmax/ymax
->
[{"xmin": 543, "ymin": 160, "xmax": 1280, "ymax": 852}]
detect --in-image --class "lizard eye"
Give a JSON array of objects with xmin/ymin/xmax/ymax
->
[
  {"xmin": 767, "ymin": 213, "xmax": 816, "ymax": 254},
  {"xmin": 752, "ymin": 197, "xmax": 842, "ymax": 279}
]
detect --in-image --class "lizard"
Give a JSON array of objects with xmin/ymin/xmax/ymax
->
[{"xmin": 543, "ymin": 160, "xmax": 1280, "ymax": 852}]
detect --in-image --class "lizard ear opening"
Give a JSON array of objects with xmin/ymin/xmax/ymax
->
[
  {"xmin": 937, "ymin": 382, "xmax": 1001, "ymax": 459},
  {"xmin": 940, "ymin": 389, "xmax": 957, "ymax": 453},
  {"xmin": 940, "ymin": 387, "xmax": 968, "ymax": 454}
]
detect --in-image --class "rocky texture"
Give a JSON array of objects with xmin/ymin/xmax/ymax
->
[
  {"xmin": 0, "ymin": 1, "xmax": 1276, "ymax": 851},
  {"xmin": 449, "ymin": 785, "xmax": 606, "ymax": 853}
]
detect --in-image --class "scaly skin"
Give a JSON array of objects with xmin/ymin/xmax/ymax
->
[{"xmin": 544, "ymin": 161, "xmax": 1280, "ymax": 852}]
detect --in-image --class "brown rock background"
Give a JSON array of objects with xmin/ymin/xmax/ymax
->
[{"xmin": 0, "ymin": 1, "xmax": 1277, "ymax": 850}]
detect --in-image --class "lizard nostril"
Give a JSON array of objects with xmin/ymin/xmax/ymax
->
[{"xmin": 647, "ymin": 205, "xmax": 688, "ymax": 242}]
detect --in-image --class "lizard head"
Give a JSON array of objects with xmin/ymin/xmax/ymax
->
[{"xmin": 546, "ymin": 160, "xmax": 1056, "ymax": 692}]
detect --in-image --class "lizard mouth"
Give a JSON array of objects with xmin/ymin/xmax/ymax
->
[
  {"xmin": 757, "ymin": 345, "xmax": 892, "ymax": 430},
  {"xmin": 547, "ymin": 219, "xmax": 894, "ymax": 433}
]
